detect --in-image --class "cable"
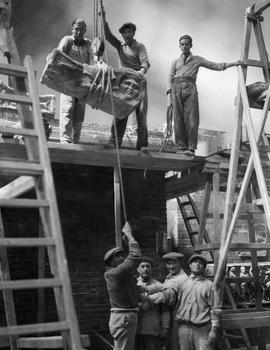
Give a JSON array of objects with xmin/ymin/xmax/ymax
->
[{"xmin": 98, "ymin": 0, "xmax": 128, "ymax": 223}]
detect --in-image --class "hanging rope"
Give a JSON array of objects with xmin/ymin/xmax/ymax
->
[{"xmin": 95, "ymin": 0, "xmax": 128, "ymax": 223}]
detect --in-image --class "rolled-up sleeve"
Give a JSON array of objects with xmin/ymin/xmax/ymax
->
[
  {"xmin": 168, "ymin": 59, "xmax": 176, "ymax": 91},
  {"xmin": 209, "ymin": 285, "xmax": 222, "ymax": 327}
]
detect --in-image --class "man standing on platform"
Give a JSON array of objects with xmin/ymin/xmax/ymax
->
[
  {"xmin": 57, "ymin": 19, "xmax": 93, "ymax": 144},
  {"xmin": 104, "ymin": 222, "xmax": 141, "ymax": 350},
  {"xmin": 101, "ymin": 5, "xmax": 150, "ymax": 151},
  {"xmin": 167, "ymin": 34, "xmax": 241, "ymax": 156}
]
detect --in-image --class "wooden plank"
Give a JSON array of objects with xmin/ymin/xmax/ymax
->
[
  {"xmin": 0, "ymin": 93, "xmax": 32, "ymax": 105},
  {"xmin": 0, "ymin": 176, "xmax": 34, "ymax": 198},
  {"xmin": 0, "ymin": 160, "xmax": 43, "ymax": 175},
  {"xmin": 166, "ymin": 173, "xmax": 208, "ymax": 199},
  {"xmin": 16, "ymin": 334, "xmax": 90, "ymax": 348},
  {"xmin": 0, "ymin": 126, "xmax": 37, "ymax": 137},
  {"xmin": 195, "ymin": 242, "xmax": 270, "ymax": 250},
  {"xmin": 197, "ymin": 180, "xmax": 211, "ymax": 245},
  {"xmin": 254, "ymin": 1, "xmax": 270, "ymax": 16},
  {"xmin": 0, "ymin": 278, "xmax": 62, "ymax": 290},
  {"xmin": 0, "ymin": 199, "xmax": 49, "ymax": 208},
  {"xmin": 0, "ymin": 142, "xmax": 206, "ymax": 172},
  {"xmin": 221, "ymin": 312, "xmax": 270, "ymax": 329},
  {"xmin": 0, "ymin": 62, "xmax": 27, "ymax": 77},
  {"xmin": 0, "ymin": 321, "xmax": 69, "ymax": 336},
  {"xmin": 0, "ymin": 238, "xmax": 55, "ymax": 247}
]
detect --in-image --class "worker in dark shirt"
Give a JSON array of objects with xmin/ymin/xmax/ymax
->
[
  {"xmin": 104, "ymin": 222, "xmax": 141, "ymax": 350},
  {"xmin": 101, "ymin": 4, "xmax": 150, "ymax": 151}
]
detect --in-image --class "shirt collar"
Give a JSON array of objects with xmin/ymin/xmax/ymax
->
[
  {"xmin": 190, "ymin": 273, "xmax": 205, "ymax": 281},
  {"xmin": 122, "ymin": 39, "xmax": 137, "ymax": 47},
  {"xmin": 181, "ymin": 52, "xmax": 193, "ymax": 63}
]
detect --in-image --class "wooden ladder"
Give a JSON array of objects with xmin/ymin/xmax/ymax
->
[
  {"xmin": 0, "ymin": 57, "xmax": 84, "ymax": 349},
  {"xmin": 210, "ymin": 2, "xmax": 270, "ymax": 349}
]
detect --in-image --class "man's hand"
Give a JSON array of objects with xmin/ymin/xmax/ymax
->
[
  {"xmin": 122, "ymin": 222, "xmax": 132, "ymax": 236},
  {"xmin": 167, "ymin": 92, "xmax": 172, "ymax": 107},
  {"xmin": 138, "ymin": 67, "xmax": 146, "ymax": 77},
  {"xmin": 160, "ymin": 327, "xmax": 169, "ymax": 338},
  {"xmin": 208, "ymin": 327, "xmax": 218, "ymax": 344}
]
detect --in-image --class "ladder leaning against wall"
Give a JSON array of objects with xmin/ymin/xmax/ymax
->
[{"xmin": 0, "ymin": 57, "xmax": 85, "ymax": 349}]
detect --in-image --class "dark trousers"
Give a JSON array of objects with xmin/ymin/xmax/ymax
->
[
  {"xmin": 110, "ymin": 90, "xmax": 148, "ymax": 150},
  {"xmin": 172, "ymin": 81, "xmax": 199, "ymax": 150},
  {"xmin": 135, "ymin": 334, "xmax": 162, "ymax": 350}
]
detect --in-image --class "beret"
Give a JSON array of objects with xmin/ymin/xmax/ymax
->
[
  {"xmin": 119, "ymin": 22, "xmax": 136, "ymax": 34},
  {"xmin": 162, "ymin": 252, "xmax": 184, "ymax": 260},
  {"xmin": 137, "ymin": 256, "xmax": 154, "ymax": 266},
  {"xmin": 188, "ymin": 254, "xmax": 208, "ymax": 267},
  {"xmin": 104, "ymin": 247, "xmax": 123, "ymax": 262}
]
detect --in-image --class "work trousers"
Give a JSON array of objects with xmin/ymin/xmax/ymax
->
[
  {"xmin": 135, "ymin": 334, "xmax": 162, "ymax": 350},
  {"xmin": 168, "ymin": 318, "xmax": 180, "ymax": 350},
  {"xmin": 178, "ymin": 323, "xmax": 213, "ymax": 350},
  {"xmin": 109, "ymin": 311, "xmax": 138, "ymax": 350},
  {"xmin": 60, "ymin": 93, "xmax": 85, "ymax": 143},
  {"xmin": 110, "ymin": 89, "xmax": 148, "ymax": 150},
  {"xmin": 171, "ymin": 80, "xmax": 199, "ymax": 151}
]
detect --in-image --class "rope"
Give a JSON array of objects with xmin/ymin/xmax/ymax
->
[{"xmin": 97, "ymin": 0, "xmax": 128, "ymax": 223}]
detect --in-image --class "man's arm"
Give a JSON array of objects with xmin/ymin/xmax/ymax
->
[
  {"xmin": 57, "ymin": 36, "xmax": 72, "ymax": 54},
  {"xmin": 200, "ymin": 56, "xmax": 241, "ymax": 71},
  {"xmin": 137, "ymin": 43, "xmax": 150, "ymax": 77},
  {"xmin": 101, "ymin": 5, "xmax": 121, "ymax": 50}
]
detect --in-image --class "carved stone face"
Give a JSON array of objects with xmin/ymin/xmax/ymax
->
[{"xmin": 119, "ymin": 77, "xmax": 140, "ymax": 100}]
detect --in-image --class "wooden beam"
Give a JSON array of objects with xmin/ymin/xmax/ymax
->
[
  {"xmin": 0, "ymin": 143, "xmax": 206, "ymax": 172},
  {"xmin": 114, "ymin": 167, "xmax": 122, "ymax": 247},
  {"xmin": 0, "ymin": 176, "xmax": 34, "ymax": 198}
]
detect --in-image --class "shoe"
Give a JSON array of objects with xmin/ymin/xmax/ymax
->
[
  {"xmin": 60, "ymin": 140, "xmax": 72, "ymax": 144},
  {"xmin": 176, "ymin": 148, "xmax": 186, "ymax": 154},
  {"xmin": 104, "ymin": 141, "xmax": 115, "ymax": 149},
  {"xmin": 184, "ymin": 149, "xmax": 195, "ymax": 156},
  {"xmin": 139, "ymin": 146, "xmax": 150, "ymax": 153}
]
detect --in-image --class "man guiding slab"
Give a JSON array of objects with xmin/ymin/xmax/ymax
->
[
  {"xmin": 104, "ymin": 222, "xmax": 141, "ymax": 350},
  {"xmin": 168, "ymin": 34, "xmax": 241, "ymax": 156}
]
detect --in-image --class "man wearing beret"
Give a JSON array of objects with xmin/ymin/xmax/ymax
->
[
  {"xmin": 104, "ymin": 222, "xmax": 141, "ymax": 350},
  {"xmin": 101, "ymin": 5, "xmax": 150, "ymax": 151},
  {"xmin": 57, "ymin": 19, "xmax": 94, "ymax": 144},
  {"xmin": 136, "ymin": 256, "xmax": 170, "ymax": 350},
  {"xmin": 168, "ymin": 34, "xmax": 241, "ymax": 156},
  {"xmin": 148, "ymin": 254, "xmax": 221, "ymax": 350}
]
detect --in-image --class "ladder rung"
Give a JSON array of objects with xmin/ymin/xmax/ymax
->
[
  {"xmin": 0, "ymin": 321, "xmax": 69, "ymax": 336},
  {"xmin": 0, "ymin": 199, "xmax": 49, "ymax": 208},
  {"xmin": 195, "ymin": 243, "xmax": 270, "ymax": 250},
  {"xmin": 0, "ymin": 278, "xmax": 62, "ymax": 290},
  {"xmin": 179, "ymin": 201, "xmax": 191, "ymax": 206},
  {"xmin": 190, "ymin": 231, "xmax": 198, "ymax": 235},
  {"xmin": 184, "ymin": 216, "xmax": 197, "ymax": 221},
  {"xmin": 0, "ymin": 63, "xmax": 27, "ymax": 77},
  {"xmin": 0, "ymin": 126, "xmax": 38, "ymax": 137},
  {"xmin": 0, "ymin": 238, "xmax": 55, "ymax": 247},
  {"xmin": 252, "ymin": 198, "xmax": 269, "ymax": 206},
  {"xmin": 16, "ymin": 334, "xmax": 90, "ymax": 348},
  {"xmin": 0, "ymin": 93, "xmax": 33, "ymax": 105},
  {"xmin": 0, "ymin": 160, "xmax": 43, "ymax": 176}
]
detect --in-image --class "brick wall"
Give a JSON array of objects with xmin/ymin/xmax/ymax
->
[{"xmin": 0, "ymin": 163, "xmax": 167, "ymax": 347}]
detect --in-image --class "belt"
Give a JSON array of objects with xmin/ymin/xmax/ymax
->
[
  {"xmin": 111, "ymin": 308, "xmax": 139, "ymax": 313},
  {"xmin": 179, "ymin": 321, "xmax": 211, "ymax": 328},
  {"xmin": 173, "ymin": 76, "xmax": 196, "ymax": 84}
]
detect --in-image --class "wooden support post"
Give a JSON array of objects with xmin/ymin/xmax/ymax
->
[
  {"xmin": 212, "ymin": 171, "xmax": 220, "ymax": 272},
  {"xmin": 114, "ymin": 167, "xmax": 122, "ymax": 247}
]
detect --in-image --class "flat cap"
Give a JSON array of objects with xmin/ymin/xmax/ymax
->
[
  {"xmin": 104, "ymin": 247, "xmax": 123, "ymax": 262},
  {"xmin": 72, "ymin": 19, "xmax": 87, "ymax": 28},
  {"xmin": 162, "ymin": 252, "xmax": 184, "ymax": 260},
  {"xmin": 119, "ymin": 22, "xmax": 136, "ymax": 34},
  {"xmin": 188, "ymin": 254, "xmax": 208, "ymax": 267},
  {"xmin": 137, "ymin": 256, "xmax": 154, "ymax": 266}
]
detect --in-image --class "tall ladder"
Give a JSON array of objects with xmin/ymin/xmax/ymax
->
[
  {"xmin": 210, "ymin": 2, "xmax": 270, "ymax": 349},
  {"xmin": 0, "ymin": 56, "xmax": 84, "ymax": 349}
]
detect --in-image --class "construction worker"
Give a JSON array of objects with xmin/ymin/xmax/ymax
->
[
  {"xmin": 101, "ymin": 5, "xmax": 150, "ymax": 151},
  {"xmin": 143, "ymin": 252, "xmax": 188, "ymax": 350},
  {"xmin": 147, "ymin": 254, "xmax": 221, "ymax": 350},
  {"xmin": 167, "ymin": 34, "xmax": 241, "ymax": 156},
  {"xmin": 57, "ymin": 19, "xmax": 93, "ymax": 144},
  {"xmin": 136, "ymin": 256, "xmax": 170, "ymax": 350},
  {"xmin": 104, "ymin": 222, "xmax": 141, "ymax": 350}
]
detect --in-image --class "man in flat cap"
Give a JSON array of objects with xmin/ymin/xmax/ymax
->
[
  {"xmin": 143, "ymin": 252, "xmax": 188, "ymax": 350},
  {"xmin": 101, "ymin": 5, "xmax": 150, "ymax": 151},
  {"xmin": 57, "ymin": 19, "xmax": 94, "ymax": 144},
  {"xmin": 168, "ymin": 34, "xmax": 241, "ymax": 156},
  {"xmin": 147, "ymin": 254, "xmax": 221, "ymax": 350},
  {"xmin": 136, "ymin": 256, "xmax": 170, "ymax": 350},
  {"xmin": 104, "ymin": 222, "xmax": 141, "ymax": 350}
]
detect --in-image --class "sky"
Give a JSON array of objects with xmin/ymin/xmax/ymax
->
[{"xmin": 11, "ymin": 0, "xmax": 270, "ymax": 134}]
